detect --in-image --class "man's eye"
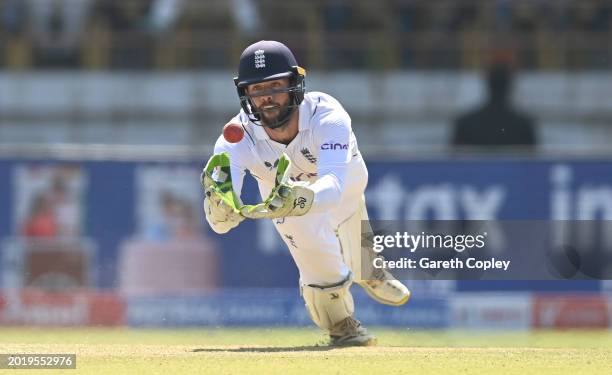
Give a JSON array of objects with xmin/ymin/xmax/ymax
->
[{"xmin": 252, "ymin": 89, "xmax": 270, "ymax": 96}]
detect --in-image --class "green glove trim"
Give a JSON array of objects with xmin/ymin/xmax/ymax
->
[{"xmin": 202, "ymin": 152, "xmax": 292, "ymax": 218}]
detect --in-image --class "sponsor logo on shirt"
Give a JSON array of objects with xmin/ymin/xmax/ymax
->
[{"xmin": 320, "ymin": 143, "xmax": 348, "ymax": 150}]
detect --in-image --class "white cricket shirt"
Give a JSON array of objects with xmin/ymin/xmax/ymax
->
[{"xmin": 213, "ymin": 91, "xmax": 367, "ymax": 214}]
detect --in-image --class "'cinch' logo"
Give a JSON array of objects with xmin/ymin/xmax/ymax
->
[{"xmin": 321, "ymin": 143, "xmax": 348, "ymax": 150}]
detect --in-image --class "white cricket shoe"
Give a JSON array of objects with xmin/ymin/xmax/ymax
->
[
  {"xmin": 329, "ymin": 317, "xmax": 377, "ymax": 347},
  {"xmin": 358, "ymin": 268, "xmax": 411, "ymax": 306}
]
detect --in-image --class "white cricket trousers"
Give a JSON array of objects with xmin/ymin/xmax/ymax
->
[{"xmin": 259, "ymin": 157, "xmax": 368, "ymax": 286}]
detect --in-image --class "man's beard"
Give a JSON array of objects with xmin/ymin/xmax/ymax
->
[{"xmin": 258, "ymin": 102, "xmax": 294, "ymax": 129}]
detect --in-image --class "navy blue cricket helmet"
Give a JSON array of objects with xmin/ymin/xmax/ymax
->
[{"xmin": 234, "ymin": 40, "xmax": 306, "ymax": 129}]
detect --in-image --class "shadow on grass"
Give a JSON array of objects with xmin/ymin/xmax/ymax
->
[{"xmin": 192, "ymin": 345, "xmax": 334, "ymax": 353}]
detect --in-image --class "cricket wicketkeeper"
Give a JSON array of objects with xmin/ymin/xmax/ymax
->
[{"xmin": 202, "ymin": 40, "xmax": 410, "ymax": 346}]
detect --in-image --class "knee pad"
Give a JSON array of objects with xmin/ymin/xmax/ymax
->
[{"xmin": 301, "ymin": 273, "xmax": 354, "ymax": 330}]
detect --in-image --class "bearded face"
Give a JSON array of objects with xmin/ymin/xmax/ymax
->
[{"xmin": 246, "ymin": 78, "xmax": 293, "ymax": 129}]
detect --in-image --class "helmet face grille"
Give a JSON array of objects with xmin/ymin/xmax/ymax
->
[
  {"xmin": 234, "ymin": 41, "xmax": 306, "ymax": 129},
  {"xmin": 237, "ymin": 71, "xmax": 306, "ymax": 129}
]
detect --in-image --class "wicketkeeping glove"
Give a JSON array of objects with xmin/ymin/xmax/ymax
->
[
  {"xmin": 202, "ymin": 152, "xmax": 314, "ymax": 221},
  {"xmin": 201, "ymin": 153, "xmax": 245, "ymax": 232},
  {"xmin": 241, "ymin": 180, "xmax": 314, "ymax": 219},
  {"xmin": 203, "ymin": 185, "xmax": 245, "ymax": 230}
]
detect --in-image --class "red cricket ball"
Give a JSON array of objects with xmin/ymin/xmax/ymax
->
[{"xmin": 223, "ymin": 122, "xmax": 244, "ymax": 143}]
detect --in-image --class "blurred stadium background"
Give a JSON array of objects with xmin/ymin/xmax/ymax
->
[{"xmin": 1, "ymin": 0, "xmax": 612, "ymax": 335}]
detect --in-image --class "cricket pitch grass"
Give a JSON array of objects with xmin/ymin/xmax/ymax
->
[{"xmin": 0, "ymin": 328, "xmax": 610, "ymax": 374}]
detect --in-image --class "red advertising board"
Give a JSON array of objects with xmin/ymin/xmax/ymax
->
[
  {"xmin": 0, "ymin": 290, "xmax": 124, "ymax": 326},
  {"xmin": 533, "ymin": 295, "xmax": 609, "ymax": 329}
]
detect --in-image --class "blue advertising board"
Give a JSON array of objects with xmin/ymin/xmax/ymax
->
[
  {"xmin": 126, "ymin": 288, "xmax": 449, "ymax": 328},
  {"xmin": 0, "ymin": 157, "xmax": 610, "ymax": 292}
]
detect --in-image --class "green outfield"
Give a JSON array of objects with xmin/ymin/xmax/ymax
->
[{"xmin": 0, "ymin": 328, "xmax": 610, "ymax": 374}]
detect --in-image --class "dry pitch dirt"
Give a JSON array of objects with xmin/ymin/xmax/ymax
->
[{"xmin": 0, "ymin": 328, "xmax": 610, "ymax": 374}]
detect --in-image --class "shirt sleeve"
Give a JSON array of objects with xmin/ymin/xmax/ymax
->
[{"xmin": 308, "ymin": 112, "xmax": 352, "ymax": 213}]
